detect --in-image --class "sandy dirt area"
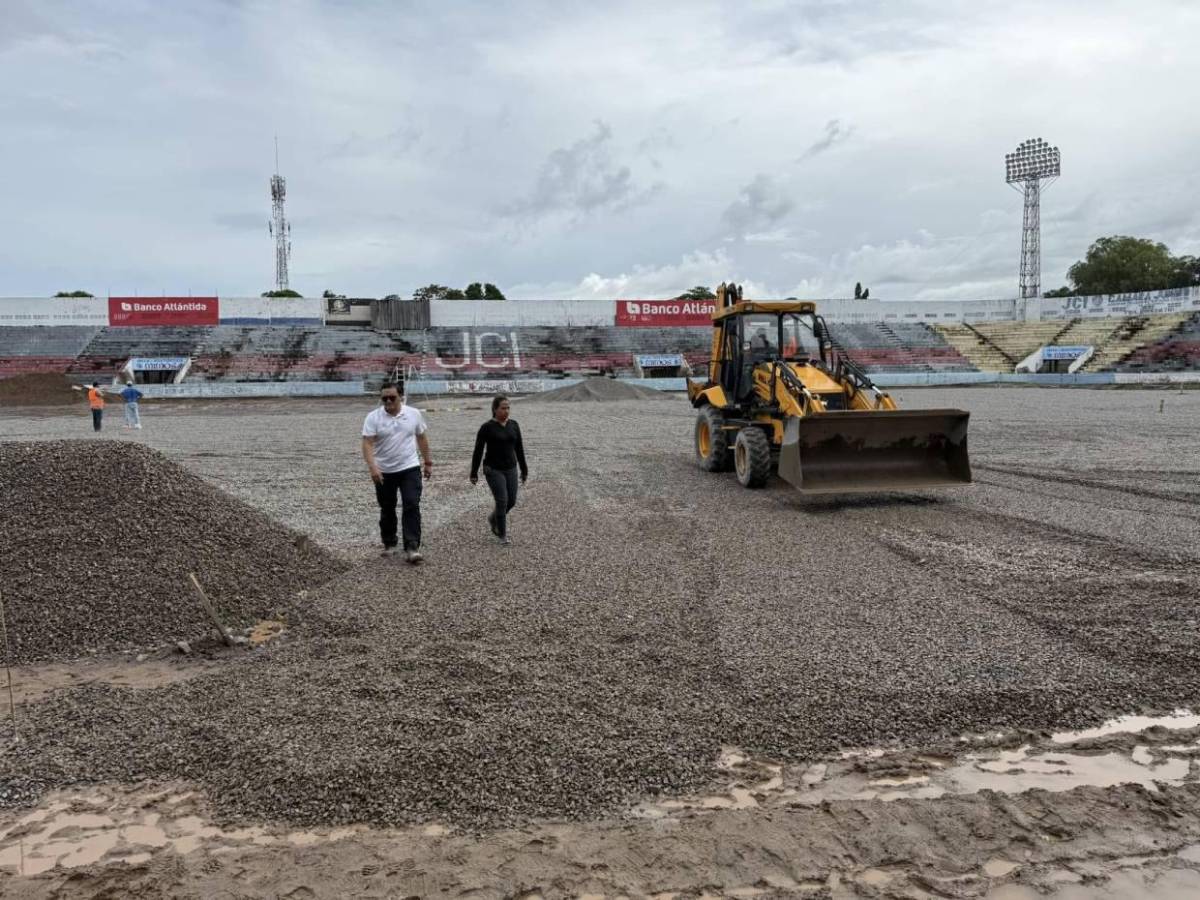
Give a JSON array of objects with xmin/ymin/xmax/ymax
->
[{"xmin": 2, "ymin": 387, "xmax": 1200, "ymax": 897}]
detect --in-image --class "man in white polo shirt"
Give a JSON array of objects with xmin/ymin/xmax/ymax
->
[{"xmin": 361, "ymin": 382, "xmax": 433, "ymax": 563}]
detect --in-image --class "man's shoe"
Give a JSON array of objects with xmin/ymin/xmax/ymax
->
[
  {"xmin": 381, "ymin": 546, "xmax": 398, "ymax": 558},
  {"xmin": 499, "ymin": 535, "xmax": 512, "ymax": 546},
  {"xmin": 488, "ymin": 512, "xmax": 500, "ymax": 537},
  {"xmin": 406, "ymin": 549, "xmax": 424, "ymax": 564}
]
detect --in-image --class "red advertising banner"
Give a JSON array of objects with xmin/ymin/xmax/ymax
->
[
  {"xmin": 108, "ymin": 297, "xmax": 219, "ymax": 327},
  {"xmin": 615, "ymin": 299, "xmax": 716, "ymax": 327}
]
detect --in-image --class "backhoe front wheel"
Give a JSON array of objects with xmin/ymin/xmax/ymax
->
[
  {"xmin": 734, "ymin": 427, "xmax": 772, "ymax": 488},
  {"xmin": 695, "ymin": 407, "xmax": 730, "ymax": 472}
]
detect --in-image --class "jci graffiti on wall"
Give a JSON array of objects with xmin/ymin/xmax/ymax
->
[{"xmin": 434, "ymin": 331, "xmax": 522, "ymax": 370}]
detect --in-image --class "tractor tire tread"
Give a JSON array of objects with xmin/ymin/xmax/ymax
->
[
  {"xmin": 696, "ymin": 407, "xmax": 730, "ymax": 472},
  {"xmin": 735, "ymin": 427, "xmax": 772, "ymax": 488}
]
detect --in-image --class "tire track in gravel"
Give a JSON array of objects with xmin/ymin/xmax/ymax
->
[
  {"xmin": 974, "ymin": 462, "xmax": 1200, "ymax": 508},
  {"xmin": 877, "ymin": 502, "xmax": 1200, "ymax": 693},
  {"xmin": 972, "ymin": 474, "xmax": 1200, "ymax": 526}
]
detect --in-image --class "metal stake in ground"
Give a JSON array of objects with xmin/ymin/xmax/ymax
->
[
  {"xmin": 188, "ymin": 573, "xmax": 236, "ymax": 647},
  {"xmin": 0, "ymin": 590, "xmax": 18, "ymax": 743}
]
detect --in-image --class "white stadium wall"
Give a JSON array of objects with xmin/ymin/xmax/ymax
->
[
  {"xmin": 429, "ymin": 298, "xmax": 615, "ymax": 327},
  {"xmin": 1, "ymin": 286, "xmax": 1198, "ymax": 328},
  {"xmin": 217, "ymin": 296, "xmax": 323, "ymax": 324},
  {"xmin": 429, "ymin": 288, "xmax": 1200, "ymax": 327},
  {"xmin": 0, "ymin": 297, "xmax": 109, "ymax": 326},
  {"xmin": 430, "ymin": 295, "xmax": 1029, "ymax": 326},
  {"xmin": 0, "ymin": 296, "xmax": 323, "ymax": 327}
]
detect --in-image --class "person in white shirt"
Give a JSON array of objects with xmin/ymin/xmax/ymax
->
[{"xmin": 361, "ymin": 382, "xmax": 433, "ymax": 563}]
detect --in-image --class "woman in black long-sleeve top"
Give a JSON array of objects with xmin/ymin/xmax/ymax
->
[{"xmin": 469, "ymin": 395, "xmax": 528, "ymax": 544}]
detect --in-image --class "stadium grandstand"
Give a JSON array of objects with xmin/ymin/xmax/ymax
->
[{"xmin": 2, "ymin": 288, "xmax": 1199, "ymax": 395}]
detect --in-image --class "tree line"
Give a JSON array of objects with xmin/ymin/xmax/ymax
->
[
  {"xmin": 1044, "ymin": 236, "xmax": 1200, "ymax": 297},
  {"xmin": 326, "ymin": 283, "xmax": 508, "ymax": 302}
]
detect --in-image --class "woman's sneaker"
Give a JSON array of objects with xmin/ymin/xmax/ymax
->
[
  {"xmin": 499, "ymin": 535, "xmax": 512, "ymax": 545},
  {"xmin": 406, "ymin": 549, "xmax": 424, "ymax": 564},
  {"xmin": 381, "ymin": 546, "xmax": 398, "ymax": 558}
]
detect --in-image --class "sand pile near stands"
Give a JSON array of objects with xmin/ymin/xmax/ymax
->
[
  {"xmin": 0, "ymin": 440, "xmax": 347, "ymax": 663},
  {"xmin": 0, "ymin": 372, "xmax": 80, "ymax": 407},
  {"xmin": 535, "ymin": 376, "xmax": 665, "ymax": 402}
]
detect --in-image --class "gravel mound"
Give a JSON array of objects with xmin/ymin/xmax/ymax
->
[
  {"xmin": 534, "ymin": 376, "xmax": 665, "ymax": 402},
  {"xmin": 0, "ymin": 440, "xmax": 347, "ymax": 663},
  {"xmin": 0, "ymin": 372, "xmax": 80, "ymax": 407}
]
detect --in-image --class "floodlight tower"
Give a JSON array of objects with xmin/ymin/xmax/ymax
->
[
  {"xmin": 1005, "ymin": 137, "xmax": 1061, "ymax": 303},
  {"xmin": 268, "ymin": 137, "xmax": 291, "ymax": 292}
]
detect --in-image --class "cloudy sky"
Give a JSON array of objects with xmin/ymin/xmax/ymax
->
[{"xmin": 2, "ymin": 0, "xmax": 1198, "ymax": 301}]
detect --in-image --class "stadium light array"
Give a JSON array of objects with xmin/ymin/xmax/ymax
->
[
  {"xmin": 1005, "ymin": 137, "xmax": 1062, "ymax": 302},
  {"xmin": 1005, "ymin": 137, "xmax": 1061, "ymax": 184}
]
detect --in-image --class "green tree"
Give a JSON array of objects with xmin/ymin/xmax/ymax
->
[
  {"xmin": 853, "ymin": 282, "xmax": 862, "ymax": 299},
  {"xmin": 322, "ymin": 289, "xmax": 346, "ymax": 299},
  {"xmin": 1066, "ymin": 236, "xmax": 1180, "ymax": 295},
  {"xmin": 675, "ymin": 285, "xmax": 715, "ymax": 301},
  {"xmin": 1043, "ymin": 286, "xmax": 1073, "ymax": 297},
  {"xmin": 1173, "ymin": 255, "xmax": 1200, "ymax": 288},
  {"xmin": 262, "ymin": 289, "xmax": 303, "ymax": 297},
  {"xmin": 482, "ymin": 283, "xmax": 506, "ymax": 301},
  {"xmin": 464, "ymin": 282, "xmax": 484, "ymax": 300},
  {"xmin": 54, "ymin": 290, "xmax": 94, "ymax": 297},
  {"xmin": 412, "ymin": 284, "xmax": 466, "ymax": 302}
]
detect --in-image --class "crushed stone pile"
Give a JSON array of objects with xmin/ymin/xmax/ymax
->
[
  {"xmin": 0, "ymin": 440, "xmax": 347, "ymax": 663},
  {"xmin": 0, "ymin": 372, "xmax": 81, "ymax": 407},
  {"xmin": 534, "ymin": 376, "xmax": 667, "ymax": 402}
]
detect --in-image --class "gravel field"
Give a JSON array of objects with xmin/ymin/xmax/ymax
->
[{"xmin": 1, "ymin": 387, "xmax": 1200, "ymax": 838}]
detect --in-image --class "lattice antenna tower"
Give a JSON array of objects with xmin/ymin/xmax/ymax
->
[
  {"xmin": 1005, "ymin": 137, "xmax": 1061, "ymax": 299},
  {"xmin": 268, "ymin": 136, "xmax": 291, "ymax": 291}
]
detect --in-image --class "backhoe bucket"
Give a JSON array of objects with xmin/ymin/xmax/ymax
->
[{"xmin": 778, "ymin": 409, "xmax": 971, "ymax": 494}]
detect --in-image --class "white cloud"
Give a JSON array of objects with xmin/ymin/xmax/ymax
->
[{"xmin": 510, "ymin": 249, "xmax": 770, "ymax": 301}]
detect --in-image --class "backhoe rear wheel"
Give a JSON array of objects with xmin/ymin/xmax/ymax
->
[
  {"xmin": 734, "ymin": 427, "xmax": 772, "ymax": 488},
  {"xmin": 695, "ymin": 407, "xmax": 730, "ymax": 472}
]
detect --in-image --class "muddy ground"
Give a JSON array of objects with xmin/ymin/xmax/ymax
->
[{"xmin": 1, "ymin": 387, "xmax": 1200, "ymax": 897}]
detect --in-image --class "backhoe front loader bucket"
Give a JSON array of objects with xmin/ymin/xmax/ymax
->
[{"xmin": 777, "ymin": 408, "xmax": 971, "ymax": 494}]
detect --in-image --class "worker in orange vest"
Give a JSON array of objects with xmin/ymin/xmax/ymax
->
[{"xmin": 87, "ymin": 382, "xmax": 105, "ymax": 432}]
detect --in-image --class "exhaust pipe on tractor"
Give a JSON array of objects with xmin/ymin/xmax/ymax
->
[{"xmin": 777, "ymin": 409, "xmax": 971, "ymax": 494}]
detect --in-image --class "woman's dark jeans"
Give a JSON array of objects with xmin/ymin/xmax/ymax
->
[{"xmin": 484, "ymin": 466, "xmax": 519, "ymax": 537}]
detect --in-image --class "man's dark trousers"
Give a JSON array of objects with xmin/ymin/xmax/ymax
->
[
  {"xmin": 91, "ymin": 409, "xmax": 102, "ymax": 432},
  {"xmin": 375, "ymin": 466, "xmax": 422, "ymax": 551}
]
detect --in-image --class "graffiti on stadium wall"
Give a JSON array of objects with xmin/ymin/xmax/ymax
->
[
  {"xmin": 434, "ymin": 331, "xmax": 522, "ymax": 370},
  {"xmin": 1049, "ymin": 286, "xmax": 1200, "ymax": 319},
  {"xmin": 442, "ymin": 379, "xmax": 546, "ymax": 394},
  {"xmin": 108, "ymin": 297, "xmax": 219, "ymax": 327}
]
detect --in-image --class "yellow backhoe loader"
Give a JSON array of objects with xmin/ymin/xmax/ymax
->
[{"xmin": 687, "ymin": 283, "xmax": 971, "ymax": 493}]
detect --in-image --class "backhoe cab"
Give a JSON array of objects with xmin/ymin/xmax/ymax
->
[{"xmin": 687, "ymin": 283, "xmax": 971, "ymax": 493}]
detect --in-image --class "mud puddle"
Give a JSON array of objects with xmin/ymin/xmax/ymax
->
[
  {"xmin": 631, "ymin": 710, "xmax": 1200, "ymax": 820},
  {"xmin": 6, "ymin": 711, "xmax": 1200, "ymax": 897},
  {"xmin": 0, "ymin": 783, "xmax": 450, "ymax": 877}
]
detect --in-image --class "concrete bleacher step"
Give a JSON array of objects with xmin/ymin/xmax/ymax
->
[{"xmin": 1083, "ymin": 312, "xmax": 1196, "ymax": 372}]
